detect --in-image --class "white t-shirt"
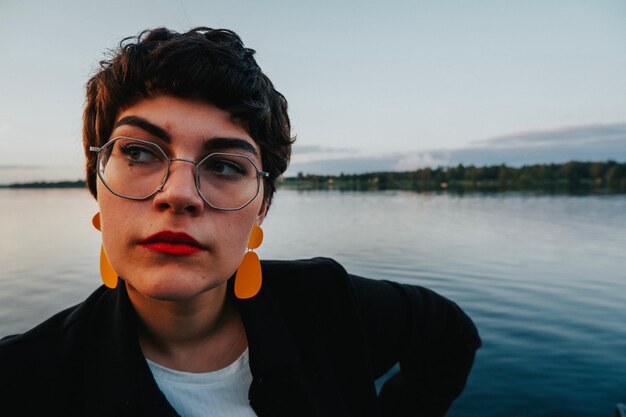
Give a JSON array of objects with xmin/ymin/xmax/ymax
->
[{"xmin": 146, "ymin": 348, "xmax": 257, "ymax": 417}]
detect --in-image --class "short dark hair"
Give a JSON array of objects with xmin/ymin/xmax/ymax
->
[{"xmin": 83, "ymin": 27, "xmax": 293, "ymax": 208}]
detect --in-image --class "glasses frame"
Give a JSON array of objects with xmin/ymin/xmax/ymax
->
[{"xmin": 90, "ymin": 136, "xmax": 269, "ymax": 211}]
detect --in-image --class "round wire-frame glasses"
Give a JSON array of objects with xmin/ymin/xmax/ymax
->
[{"xmin": 90, "ymin": 136, "xmax": 269, "ymax": 211}]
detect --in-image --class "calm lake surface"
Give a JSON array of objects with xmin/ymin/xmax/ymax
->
[{"xmin": 0, "ymin": 188, "xmax": 624, "ymax": 416}]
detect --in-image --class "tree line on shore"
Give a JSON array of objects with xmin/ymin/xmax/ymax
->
[
  {"xmin": 282, "ymin": 161, "xmax": 626, "ymax": 193},
  {"xmin": 0, "ymin": 180, "xmax": 86, "ymax": 189},
  {"xmin": 2, "ymin": 161, "xmax": 625, "ymax": 193}
]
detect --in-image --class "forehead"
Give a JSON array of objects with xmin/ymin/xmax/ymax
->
[{"xmin": 112, "ymin": 95, "xmax": 258, "ymax": 153}]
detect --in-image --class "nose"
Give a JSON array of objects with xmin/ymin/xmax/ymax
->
[{"xmin": 152, "ymin": 159, "xmax": 205, "ymax": 215}]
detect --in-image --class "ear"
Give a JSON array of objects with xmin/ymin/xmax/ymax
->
[{"xmin": 255, "ymin": 198, "xmax": 269, "ymax": 225}]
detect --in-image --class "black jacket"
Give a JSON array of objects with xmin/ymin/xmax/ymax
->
[{"xmin": 0, "ymin": 257, "xmax": 481, "ymax": 416}]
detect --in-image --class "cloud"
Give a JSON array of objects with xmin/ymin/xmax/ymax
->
[
  {"xmin": 473, "ymin": 123, "xmax": 626, "ymax": 148},
  {"xmin": 392, "ymin": 152, "xmax": 452, "ymax": 171},
  {"xmin": 0, "ymin": 164, "xmax": 46, "ymax": 170},
  {"xmin": 292, "ymin": 144, "xmax": 356, "ymax": 155},
  {"xmin": 284, "ymin": 122, "xmax": 626, "ymax": 176},
  {"xmin": 0, "ymin": 165, "xmax": 83, "ymax": 184},
  {"xmin": 286, "ymin": 156, "xmax": 399, "ymax": 177},
  {"xmin": 290, "ymin": 143, "xmax": 361, "ymax": 164}
]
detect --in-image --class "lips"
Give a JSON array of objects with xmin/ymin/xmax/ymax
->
[{"xmin": 138, "ymin": 231, "xmax": 205, "ymax": 256}]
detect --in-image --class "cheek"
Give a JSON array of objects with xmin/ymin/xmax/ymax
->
[
  {"xmin": 97, "ymin": 184, "xmax": 123, "ymax": 234},
  {"xmin": 96, "ymin": 185, "xmax": 139, "ymax": 265},
  {"xmin": 220, "ymin": 215, "xmax": 253, "ymax": 252},
  {"xmin": 218, "ymin": 208, "xmax": 262, "ymax": 259}
]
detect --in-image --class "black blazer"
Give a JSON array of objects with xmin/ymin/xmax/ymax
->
[{"xmin": 0, "ymin": 257, "xmax": 481, "ymax": 416}]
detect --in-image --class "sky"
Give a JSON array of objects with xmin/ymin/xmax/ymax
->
[{"xmin": 1, "ymin": 0, "xmax": 625, "ymax": 182}]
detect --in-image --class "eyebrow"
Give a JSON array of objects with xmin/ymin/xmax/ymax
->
[
  {"xmin": 114, "ymin": 115, "xmax": 258, "ymax": 156},
  {"xmin": 115, "ymin": 116, "xmax": 171, "ymax": 141},
  {"xmin": 203, "ymin": 138, "xmax": 258, "ymax": 156}
]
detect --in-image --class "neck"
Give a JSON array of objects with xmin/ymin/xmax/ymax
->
[{"xmin": 126, "ymin": 281, "xmax": 247, "ymax": 372}]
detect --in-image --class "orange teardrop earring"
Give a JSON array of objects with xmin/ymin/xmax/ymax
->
[
  {"xmin": 92, "ymin": 213, "xmax": 118, "ymax": 289},
  {"xmin": 234, "ymin": 224, "xmax": 263, "ymax": 299}
]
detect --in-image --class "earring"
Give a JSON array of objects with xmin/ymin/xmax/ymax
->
[
  {"xmin": 92, "ymin": 213, "xmax": 118, "ymax": 289},
  {"xmin": 234, "ymin": 224, "xmax": 263, "ymax": 299}
]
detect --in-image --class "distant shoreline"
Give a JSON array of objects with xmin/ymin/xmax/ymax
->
[
  {"xmin": 284, "ymin": 160, "xmax": 626, "ymax": 193},
  {"xmin": 0, "ymin": 180, "xmax": 86, "ymax": 189},
  {"xmin": 2, "ymin": 160, "xmax": 625, "ymax": 193}
]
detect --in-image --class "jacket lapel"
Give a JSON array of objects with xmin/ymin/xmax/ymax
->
[
  {"xmin": 233, "ymin": 267, "xmax": 319, "ymax": 416},
  {"xmin": 83, "ymin": 282, "xmax": 178, "ymax": 417}
]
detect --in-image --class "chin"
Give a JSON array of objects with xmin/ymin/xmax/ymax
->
[{"xmin": 124, "ymin": 270, "xmax": 228, "ymax": 302}]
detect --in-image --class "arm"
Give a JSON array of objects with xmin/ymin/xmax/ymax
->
[{"xmin": 348, "ymin": 274, "xmax": 481, "ymax": 417}]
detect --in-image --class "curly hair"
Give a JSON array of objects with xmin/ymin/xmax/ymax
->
[{"xmin": 83, "ymin": 27, "xmax": 293, "ymax": 208}]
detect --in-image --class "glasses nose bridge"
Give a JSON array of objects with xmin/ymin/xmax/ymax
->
[
  {"xmin": 169, "ymin": 157, "xmax": 199, "ymax": 174},
  {"xmin": 170, "ymin": 157, "xmax": 198, "ymax": 167},
  {"xmin": 162, "ymin": 157, "xmax": 199, "ymax": 189}
]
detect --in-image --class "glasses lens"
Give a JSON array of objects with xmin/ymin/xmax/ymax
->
[
  {"xmin": 98, "ymin": 138, "xmax": 168, "ymax": 199},
  {"xmin": 197, "ymin": 153, "xmax": 260, "ymax": 210}
]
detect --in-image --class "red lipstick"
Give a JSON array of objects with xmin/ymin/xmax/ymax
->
[{"xmin": 139, "ymin": 231, "xmax": 204, "ymax": 256}]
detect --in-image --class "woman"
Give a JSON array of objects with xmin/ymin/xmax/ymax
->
[{"xmin": 0, "ymin": 27, "xmax": 480, "ymax": 416}]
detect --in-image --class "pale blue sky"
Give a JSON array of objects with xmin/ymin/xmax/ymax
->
[{"xmin": 1, "ymin": 0, "xmax": 625, "ymax": 181}]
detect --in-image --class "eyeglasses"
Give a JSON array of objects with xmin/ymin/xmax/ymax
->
[{"xmin": 90, "ymin": 136, "xmax": 268, "ymax": 211}]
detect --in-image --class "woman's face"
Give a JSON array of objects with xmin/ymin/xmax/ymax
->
[{"xmin": 97, "ymin": 94, "xmax": 267, "ymax": 301}]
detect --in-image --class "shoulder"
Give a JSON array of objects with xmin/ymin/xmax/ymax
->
[
  {"xmin": 0, "ymin": 286, "xmax": 122, "ymax": 412},
  {"xmin": 261, "ymin": 257, "xmax": 351, "ymax": 297},
  {"xmin": 258, "ymin": 257, "xmax": 371, "ymax": 334},
  {"xmin": 0, "ymin": 286, "xmax": 111, "ymax": 374},
  {"xmin": 1, "ymin": 305, "xmax": 81, "ymax": 356},
  {"xmin": 261, "ymin": 256, "xmax": 348, "ymax": 278}
]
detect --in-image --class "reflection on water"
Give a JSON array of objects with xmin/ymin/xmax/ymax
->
[{"xmin": 1, "ymin": 188, "xmax": 625, "ymax": 416}]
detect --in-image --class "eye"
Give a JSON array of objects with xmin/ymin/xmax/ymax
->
[
  {"xmin": 206, "ymin": 158, "xmax": 247, "ymax": 177},
  {"xmin": 119, "ymin": 143, "xmax": 160, "ymax": 163}
]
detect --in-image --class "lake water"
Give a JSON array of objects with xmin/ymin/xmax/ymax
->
[{"xmin": 1, "ymin": 188, "xmax": 625, "ymax": 416}]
